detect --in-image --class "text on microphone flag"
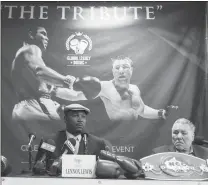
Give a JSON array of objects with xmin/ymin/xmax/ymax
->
[
  {"xmin": 40, "ymin": 142, "xmax": 56, "ymax": 152},
  {"xmin": 65, "ymin": 139, "xmax": 76, "ymax": 153}
]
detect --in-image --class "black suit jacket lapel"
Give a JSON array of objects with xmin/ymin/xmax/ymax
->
[
  {"xmin": 78, "ymin": 139, "xmax": 84, "ymax": 155},
  {"xmin": 78, "ymin": 136, "xmax": 91, "ymax": 155}
]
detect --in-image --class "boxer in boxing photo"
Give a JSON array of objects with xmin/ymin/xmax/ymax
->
[
  {"xmin": 53, "ymin": 56, "xmax": 169, "ymax": 122},
  {"xmin": 97, "ymin": 56, "xmax": 168, "ymax": 122},
  {"xmin": 11, "ymin": 25, "xmax": 100, "ymax": 124},
  {"xmin": 11, "ymin": 25, "xmax": 75, "ymax": 122}
]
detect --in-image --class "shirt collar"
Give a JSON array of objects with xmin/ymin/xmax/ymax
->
[{"xmin": 66, "ymin": 131, "xmax": 82, "ymax": 142}]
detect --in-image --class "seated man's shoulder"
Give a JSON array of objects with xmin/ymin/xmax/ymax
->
[
  {"xmin": 193, "ymin": 144, "xmax": 208, "ymax": 153},
  {"xmin": 88, "ymin": 134, "xmax": 111, "ymax": 146},
  {"xmin": 88, "ymin": 134, "xmax": 112, "ymax": 151},
  {"xmin": 88, "ymin": 134, "xmax": 104, "ymax": 142},
  {"xmin": 152, "ymin": 145, "xmax": 171, "ymax": 154}
]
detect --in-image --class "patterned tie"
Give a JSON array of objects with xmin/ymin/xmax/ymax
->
[{"xmin": 74, "ymin": 137, "xmax": 80, "ymax": 154}]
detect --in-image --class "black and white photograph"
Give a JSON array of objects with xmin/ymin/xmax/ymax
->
[{"xmin": 1, "ymin": 1, "xmax": 208, "ymax": 184}]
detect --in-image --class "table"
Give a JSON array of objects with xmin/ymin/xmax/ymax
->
[{"xmin": 1, "ymin": 177, "xmax": 208, "ymax": 185}]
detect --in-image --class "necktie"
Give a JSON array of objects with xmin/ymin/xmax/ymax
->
[{"xmin": 74, "ymin": 138, "xmax": 80, "ymax": 154}]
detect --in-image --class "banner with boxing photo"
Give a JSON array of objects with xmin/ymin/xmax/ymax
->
[{"xmin": 1, "ymin": 1, "xmax": 208, "ymax": 177}]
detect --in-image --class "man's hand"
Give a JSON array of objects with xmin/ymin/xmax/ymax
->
[
  {"xmin": 160, "ymin": 105, "xmax": 179, "ymax": 119},
  {"xmin": 162, "ymin": 109, "xmax": 167, "ymax": 119},
  {"xmin": 158, "ymin": 109, "xmax": 167, "ymax": 119},
  {"xmin": 64, "ymin": 75, "xmax": 76, "ymax": 88}
]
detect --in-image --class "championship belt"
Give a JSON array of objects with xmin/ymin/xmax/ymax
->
[{"xmin": 140, "ymin": 152, "xmax": 208, "ymax": 180}]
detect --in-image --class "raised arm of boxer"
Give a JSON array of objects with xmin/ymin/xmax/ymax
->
[
  {"xmin": 52, "ymin": 87, "xmax": 87, "ymax": 101},
  {"xmin": 130, "ymin": 86, "xmax": 166, "ymax": 119},
  {"xmin": 52, "ymin": 76, "xmax": 101, "ymax": 100},
  {"xmin": 17, "ymin": 44, "xmax": 75, "ymax": 87}
]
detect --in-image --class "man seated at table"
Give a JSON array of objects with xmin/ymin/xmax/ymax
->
[
  {"xmin": 153, "ymin": 118, "xmax": 208, "ymax": 160},
  {"xmin": 33, "ymin": 103, "xmax": 112, "ymax": 175}
]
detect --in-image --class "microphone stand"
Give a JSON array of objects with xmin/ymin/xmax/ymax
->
[
  {"xmin": 21, "ymin": 145, "xmax": 34, "ymax": 176},
  {"xmin": 83, "ymin": 134, "xmax": 88, "ymax": 155},
  {"xmin": 28, "ymin": 145, "xmax": 33, "ymax": 171}
]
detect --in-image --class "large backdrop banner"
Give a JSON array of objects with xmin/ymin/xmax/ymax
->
[{"xmin": 1, "ymin": 1, "xmax": 208, "ymax": 175}]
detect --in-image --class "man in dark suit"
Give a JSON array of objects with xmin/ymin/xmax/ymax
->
[
  {"xmin": 33, "ymin": 103, "xmax": 111, "ymax": 175},
  {"xmin": 153, "ymin": 118, "xmax": 208, "ymax": 160}
]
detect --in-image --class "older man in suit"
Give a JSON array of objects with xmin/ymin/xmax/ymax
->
[
  {"xmin": 153, "ymin": 118, "xmax": 208, "ymax": 160},
  {"xmin": 33, "ymin": 103, "xmax": 111, "ymax": 175}
]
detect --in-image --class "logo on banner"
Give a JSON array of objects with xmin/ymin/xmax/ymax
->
[{"xmin": 66, "ymin": 32, "xmax": 92, "ymax": 66}]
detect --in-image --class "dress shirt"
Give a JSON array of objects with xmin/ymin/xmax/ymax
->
[{"xmin": 66, "ymin": 131, "xmax": 82, "ymax": 154}]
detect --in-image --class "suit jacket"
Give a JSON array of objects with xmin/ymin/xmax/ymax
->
[
  {"xmin": 152, "ymin": 144, "xmax": 208, "ymax": 160},
  {"xmin": 34, "ymin": 130, "xmax": 111, "ymax": 169}
]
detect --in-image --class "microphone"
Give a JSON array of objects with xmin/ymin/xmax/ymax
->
[
  {"xmin": 99, "ymin": 150, "xmax": 139, "ymax": 174},
  {"xmin": 28, "ymin": 133, "xmax": 36, "ymax": 148},
  {"xmin": 33, "ymin": 139, "xmax": 56, "ymax": 175},
  {"xmin": 48, "ymin": 138, "xmax": 76, "ymax": 176},
  {"xmin": 82, "ymin": 131, "xmax": 88, "ymax": 154},
  {"xmin": 64, "ymin": 138, "xmax": 76, "ymax": 154},
  {"xmin": 1, "ymin": 156, "xmax": 12, "ymax": 177},
  {"xmin": 194, "ymin": 136, "xmax": 208, "ymax": 145}
]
